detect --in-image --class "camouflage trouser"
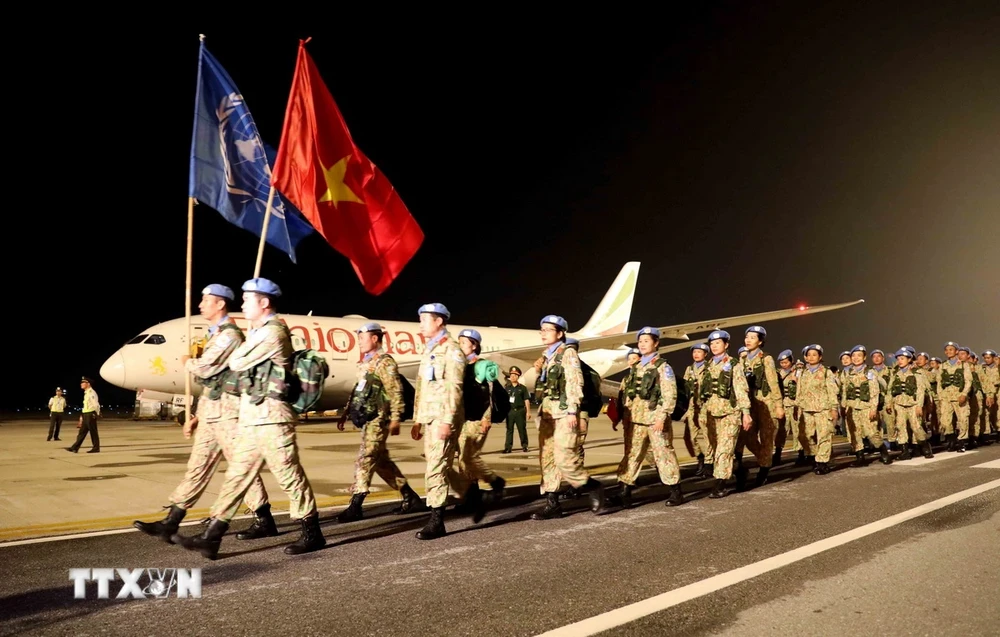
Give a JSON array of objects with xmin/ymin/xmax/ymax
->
[
  {"xmin": 925, "ymin": 396, "xmax": 938, "ymax": 434},
  {"xmin": 576, "ymin": 411, "xmax": 590, "ymax": 463},
  {"xmin": 985, "ymin": 398, "xmax": 999, "ymax": 433},
  {"xmin": 616, "ymin": 417, "xmax": 634, "ymax": 476},
  {"xmin": 538, "ymin": 411, "xmax": 588, "ymax": 493},
  {"xmin": 893, "ymin": 405, "xmax": 927, "ymax": 444},
  {"xmin": 423, "ymin": 420, "xmax": 461, "ymax": 508},
  {"xmin": 775, "ymin": 402, "xmax": 801, "ymax": 452},
  {"xmin": 969, "ymin": 394, "xmax": 984, "ymax": 437},
  {"xmin": 210, "ymin": 423, "xmax": 317, "ymax": 522},
  {"xmin": 350, "ymin": 420, "xmax": 407, "ymax": 495},
  {"xmin": 938, "ymin": 399, "xmax": 970, "ymax": 440},
  {"xmin": 708, "ymin": 412, "xmax": 741, "ymax": 481},
  {"xmin": 619, "ymin": 422, "xmax": 681, "ymax": 486},
  {"xmin": 447, "ymin": 420, "xmax": 497, "ymax": 490},
  {"xmin": 737, "ymin": 399, "xmax": 780, "ymax": 468},
  {"xmin": 169, "ymin": 416, "xmax": 267, "ymax": 511},
  {"xmin": 879, "ymin": 406, "xmax": 896, "ymax": 442},
  {"xmin": 799, "ymin": 411, "xmax": 834, "ymax": 463},
  {"xmin": 845, "ymin": 406, "xmax": 883, "ymax": 452},
  {"xmin": 684, "ymin": 407, "xmax": 714, "ymax": 459}
]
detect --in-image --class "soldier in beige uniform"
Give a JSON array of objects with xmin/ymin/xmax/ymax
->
[
  {"xmin": 792, "ymin": 344, "xmax": 840, "ymax": 475},
  {"xmin": 698, "ymin": 330, "xmax": 752, "ymax": 499},
  {"xmin": 980, "ymin": 350, "xmax": 999, "ymax": 442},
  {"xmin": 410, "ymin": 303, "xmax": 467, "ymax": 540},
  {"xmin": 173, "ymin": 278, "xmax": 324, "ymax": 559},
  {"xmin": 960, "ymin": 348, "xmax": 986, "ymax": 447},
  {"xmin": 885, "ymin": 349, "xmax": 934, "ymax": 459},
  {"xmin": 914, "ymin": 352, "xmax": 936, "ymax": 438},
  {"xmin": 773, "ymin": 349, "xmax": 800, "ymax": 465},
  {"xmin": 611, "ymin": 349, "xmax": 642, "ymax": 477},
  {"xmin": 681, "ymin": 343, "xmax": 713, "ymax": 477},
  {"xmin": 530, "ymin": 314, "xmax": 606, "ymax": 520},
  {"xmin": 737, "ymin": 325, "xmax": 784, "ymax": 487},
  {"xmin": 840, "ymin": 345, "xmax": 892, "ymax": 466},
  {"xmin": 617, "ymin": 326, "xmax": 684, "ymax": 508},
  {"xmin": 134, "ymin": 284, "xmax": 273, "ymax": 544},
  {"xmin": 336, "ymin": 322, "xmax": 425, "ymax": 523},
  {"xmin": 870, "ymin": 349, "xmax": 894, "ymax": 446},
  {"xmin": 935, "ymin": 341, "xmax": 972, "ymax": 452}
]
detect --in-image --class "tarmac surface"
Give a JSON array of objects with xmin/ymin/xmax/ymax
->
[{"xmin": 1, "ymin": 415, "xmax": 998, "ymax": 636}]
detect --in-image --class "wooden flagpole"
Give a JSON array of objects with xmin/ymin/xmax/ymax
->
[
  {"xmin": 185, "ymin": 195, "xmax": 194, "ymax": 425},
  {"xmin": 254, "ymin": 185, "xmax": 277, "ymax": 277}
]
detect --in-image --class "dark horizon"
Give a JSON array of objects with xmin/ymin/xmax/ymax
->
[{"xmin": 7, "ymin": 4, "xmax": 998, "ymax": 411}]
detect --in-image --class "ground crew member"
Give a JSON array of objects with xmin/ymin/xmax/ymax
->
[
  {"xmin": 47, "ymin": 388, "xmax": 65, "ymax": 441},
  {"xmin": 793, "ymin": 344, "xmax": 840, "ymax": 475},
  {"xmin": 886, "ymin": 349, "xmax": 934, "ymax": 459},
  {"xmin": 336, "ymin": 322, "xmax": 425, "ymax": 523},
  {"xmin": 66, "ymin": 377, "xmax": 100, "ymax": 453},
  {"xmin": 936, "ymin": 341, "xmax": 972, "ymax": 452},
  {"xmin": 173, "ymin": 278, "xmax": 324, "ymax": 558},
  {"xmin": 682, "ymin": 343, "xmax": 713, "ymax": 477},
  {"xmin": 530, "ymin": 314, "xmax": 605, "ymax": 519},
  {"xmin": 698, "ymin": 330, "xmax": 751, "ymax": 499},
  {"xmin": 841, "ymin": 345, "xmax": 892, "ymax": 466},
  {"xmin": 737, "ymin": 325, "xmax": 783, "ymax": 488},
  {"xmin": 618, "ymin": 326, "xmax": 684, "ymax": 508},
  {"xmin": 410, "ymin": 303, "xmax": 466, "ymax": 540},
  {"xmin": 134, "ymin": 284, "xmax": 273, "ymax": 544},
  {"xmin": 503, "ymin": 366, "xmax": 531, "ymax": 453},
  {"xmin": 448, "ymin": 328, "xmax": 504, "ymax": 517}
]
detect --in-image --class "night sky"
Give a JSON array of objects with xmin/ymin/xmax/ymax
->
[{"xmin": 8, "ymin": 4, "xmax": 998, "ymax": 411}]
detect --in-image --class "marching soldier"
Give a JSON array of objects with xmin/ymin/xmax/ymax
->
[
  {"xmin": 870, "ymin": 349, "xmax": 894, "ymax": 445},
  {"xmin": 612, "ymin": 348, "xmax": 642, "ymax": 476},
  {"xmin": 410, "ymin": 303, "xmax": 467, "ymax": 540},
  {"xmin": 841, "ymin": 345, "xmax": 892, "ymax": 466},
  {"xmin": 981, "ymin": 350, "xmax": 999, "ymax": 442},
  {"xmin": 134, "ymin": 284, "xmax": 274, "ymax": 544},
  {"xmin": 617, "ymin": 327, "xmax": 684, "ymax": 508},
  {"xmin": 774, "ymin": 349, "xmax": 801, "ymax": 465},
  {"xmin": 530, "ymin": 315, "xmax": 605, "ymax": 519},
  {"xmin": 885, "ymin": 349, "xmax": 934, "ymax": 459},
  {"xmin": 336, "ymin": 322, "xmax": 425, "ymax": 523},
  {"xmin": 173, "ymin": 278, "xmax": 325, "ymax": 558},
  {"xmin": 66, "ymin": 377, "xmax": 100, "ymax": 453},
  {"xmin": 936, "ymin": 341, "xmax": 972, "ymax": 452},
  {"xmin": 961, "ymin": 348, "xmax": 986, "ymax": 447},
  {"xmin": 698, "ymin": 330, "xmax": 752, "ymax": 499},
  {"xmin": 915, "ymin": 352, "xmax": 937, "ymax": 437},
  {"xmin": 793, "ymin": 345, "xmax": 840, "ymax": 475},
  {"xmin": 738, "ymin": 325, "xmax": 783, "ymax": 487},
  {"xmin": 681, "ymin": 343, "xmax": 713, "ymax": 477},
  {"xmin": 47, "ymin": 388, "xmax": 65, "ymax": 441},
  {"xmin": 503, "ymin": 366, "xmax": 531, "ymax": 453}
]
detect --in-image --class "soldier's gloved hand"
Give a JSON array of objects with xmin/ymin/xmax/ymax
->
[
  {"xmin": 389, "ymin": 420, "xmax": 401, "ymax": 436},
  {"xmin": 958, "ymin": 394, "xmax": 967, "ymax": 406},
  {"xmin": 411, "ymin": 423, "xmax": 423, "ymax": 441},
  {"xmin": 337, "ymin": 415, "xmax": 347, "ymax": 431}
]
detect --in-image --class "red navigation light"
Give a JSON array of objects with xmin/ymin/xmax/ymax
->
[{"xmin": 799, "ymin": 304, "xmax": 807, "ymax": 311}]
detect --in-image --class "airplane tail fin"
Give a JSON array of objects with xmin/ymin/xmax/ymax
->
[{"xmin": 575, "ymin": 262, "xmax": 640, "ymax": 337}]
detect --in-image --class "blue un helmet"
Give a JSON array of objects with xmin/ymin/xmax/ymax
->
[
  {"xmin": 807, "ymin": 344, "xmax": 824, "ymax": 357},
  {"xmin": 850, "ymin": 344, "xmax": 867, "ymax": 355},
  {"xmin": 540, "ymin": 315, "xmax": 568, "ymax": 331},
  {"xmin": 355, "ymin": 322, "xmax": 384, "ymax": 335},
  {"xmin": 778, "ymin": 349, "xmax": 793, "ymax": 362},
  {"xmin": 417, "ymin": 303, "xmax": 450, "ymax": 320},
  {"xmin": 201, "ymin": 283, "xmax": 234, "ymax": 301},
  {"xmin": 708, "ymin": 330, "xmax": 730, "ymax": 343},
  {"xmin": 637, "ymin": 326, "xmax": 660, "ymax": 340},
  {"xmin": 745, "ymin": 325, "xmax": 766, "ymax": 342},
  {"xmin": 242, "ymin": 277, "xmax": 282, "ymax": 297},
  {"xmin": 691, "ymin": 343, "xmax": 710, "ymax": 354},
  {"xmin": 458, "ymin": 328, "xmax": 482, "ymax": 343}
]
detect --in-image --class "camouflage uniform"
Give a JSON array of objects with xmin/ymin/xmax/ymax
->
[
  {"xmin": 914, "ymin": 363, "xmax": 936, "ymax": 436},
  {"xmin": 682, "ymin": 360, "xmax": 714, "ymax": 470},
  {"xmin": 886, "ymin": 362, "xmax": 932, "ymax": 457},
  {"xmin": 793, "ymin": 363, "xmax": 840, "ymax": 471},
  {"xmin": 346, "ymin": 347, "xmax": 409, "ymax": 495},
  {"xmin": 620, "ymin": 353, "xmax": 683, "ymax": 499},
  {"xmin": 738, "ymin": 349, "xmax": 782, "ymax": 475},
  {"xmin": 170, "ymin": 318, "xmax": 268, "ymax": 511},
  {"xmin": 968, "ymin": 357, "xmax": 986, "ymax": 442},
  {"xmin": 871, "ymin": 361, "xmax": 894, "ymax": 441},
  {"xmin": 840, "ymin": 365, "xmax": 885, "ymax": 452},
  {"xmin": 447, "ymin": 354, "xmax": 499, "ymax": 493},
  {"xmin": 537, "ymin": 343, "xmax": 590, "ymax": 493},
  {"xmin": 980, "ymin": 357, "xmax": 999, "ymax": 437},
  {"xmin": 699, "ymin": 353, "xmax": 751, "ymax": 489},
  {"xmin": 935, "ymin": 356, "xmax": 972, "ymax": 449},
  {"xmin": 775, "ymin": 365, "xmax": 801, "ymax": 456}
]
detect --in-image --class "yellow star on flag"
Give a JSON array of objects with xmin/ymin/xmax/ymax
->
[{"xmin": 319, "ymin": 154, "xmax": 364, "ymax": 207}]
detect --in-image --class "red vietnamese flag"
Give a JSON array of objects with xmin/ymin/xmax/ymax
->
[{"xmin": 271, "ymin": 38, "xmax": 424, "ymax": 295}]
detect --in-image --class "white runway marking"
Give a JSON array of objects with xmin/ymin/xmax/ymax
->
[
  {"xmin": 891, "ymin": 450, "xmax": 978, "ymax": 466},
  {"xmin": 533, "ymin": 477, "xmax": 1000, "ymax": 637},
  {"xmin": 971, "ymin": 459, "xmax": 1000, "ymax": 469}
]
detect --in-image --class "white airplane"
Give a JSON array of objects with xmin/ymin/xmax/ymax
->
[{"xmin": 99, "ymin": 262, "xmax": 863, "ymax": 416}]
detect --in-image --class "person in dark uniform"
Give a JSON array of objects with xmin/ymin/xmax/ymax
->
[{"xmin": 503, "ymin": 366, "xmax": 531, "ymax": 453}]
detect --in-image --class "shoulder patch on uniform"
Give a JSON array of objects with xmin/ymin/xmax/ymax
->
[
  {"xmin": 867, "ymin": 370, "xmax": 874, "ymax": 380},
  {"xmin": 452, "ymin": 349, "xmax": 464, "ymax": 363},
  {"xmin": 663, "ymin": 365, "xmax": 674, "ymax": 379},
  {"xmin": 723, "ymin": 362, "xmax": 731, "ymax": 372}
]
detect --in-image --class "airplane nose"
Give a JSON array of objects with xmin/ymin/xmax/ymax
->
[{"xmin": 100, "ymin": 351, "xmax": 126, "ymax": 388}]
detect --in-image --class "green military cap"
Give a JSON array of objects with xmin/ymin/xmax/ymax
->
[{"xmin": 509, "ymin": 366, "xmax": 522, "ymax": 376}]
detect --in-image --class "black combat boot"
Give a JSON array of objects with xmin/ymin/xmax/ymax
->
[
  {"xmin": 392, "ymin": 483, "xmax": 427, "ymax": 514},
  {"xmin": 956, "ymin": 437, "xmax": 966, "ymax": 453},
  {"xmin": 853, "ymin": 450, "xmax": 866, "ymax": 467},
  {"xmin": 665, "ymin": 484, "xmax": 685, "ymax": 507},
  {"xmin": 694, "ymin": 453, "xmax": 706, "ymax": 477},
  {"xmin": 979, "ymin": 434, "xmax": 992, "ymax": 446},
  {"xmin": 814, "ymin": 462, "xmax": 831, "ymax": 475},
  {"xmin": 754, "ymin": 466, "xmax": 770, "ymax": 488},
  {"xmin": 582, "ymin": 477, "xmax": 606, "ymax": 514},
  {"xmin": 619, "ymin": 482, "xmax": 633, "ymax": 509},
  {"xmin": 734, "ymin": 465, "xmax": 749, "ymax": 490},
  {"xmin": 336, "ymin": 493, "xmax": 366, "ymax": 523},
  {"xmin": 898, "ymin": 444, "xmax": 912, "ymax": 461},
  {"xmin": 879, "ymin": 445, "xmax": 893, "ymax": 464},
  {"xmin": 416, "ymin": 506, "xmax": 447, "ymax": 538},
  {"xmin": 466, "ymin": 483, "xmax": 487, "ymax": 524},
  {"xmin": 947, "ymin": 433, "xmax": 956, "ymax": 451},
  {"xmin": 173, "ymin": 518, "xmax": 229, "ymax": 560},
  {"xmin": 772, "ymin": 448, "xmax": 782, "ymax": 467},
  {"xmin": 134, "ymin": 504, "xmax": 186, "ymax": 543},
  {"xmin": 530, "ymin": 493, "xmax": 563, "ymax": 520},
  {"xmin": 284, "ymin": 515, "xmax": 325, "ymax": 555},
  {"xmin": 708, "ymin": 478, "xmax": 727, "ymax": 498},
  {"xmin": 237, "ymin": 503, "xmax": 279, "ymax": 539},
  {"xmin": 920, "ymin": 441, "xmax": 934, "ymax": 458},
  {"xmin": 794, "ymin": 450, "xmax": 807, "ymax": 466},
  {"xmin": 489, "ymin": 476, "xmax": 506, "ymax": 503}
]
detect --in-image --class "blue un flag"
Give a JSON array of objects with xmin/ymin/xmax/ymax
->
[{"xmin": 188, "ymin": 41, "xmax": 314, "ymax": 263}]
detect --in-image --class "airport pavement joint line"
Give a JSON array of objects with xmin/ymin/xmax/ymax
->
[{"xmin": 532, "ymin": 477, "xmax": 1000, "ymax": 637}]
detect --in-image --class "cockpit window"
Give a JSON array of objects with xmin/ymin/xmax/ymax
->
[
  {"xmin": 126, "ymin": 334, "xmax": 148, "ymax": 345},
  {"xmin": 144, "ymin": 334, "xmax": 166, "ymax": 344}
]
